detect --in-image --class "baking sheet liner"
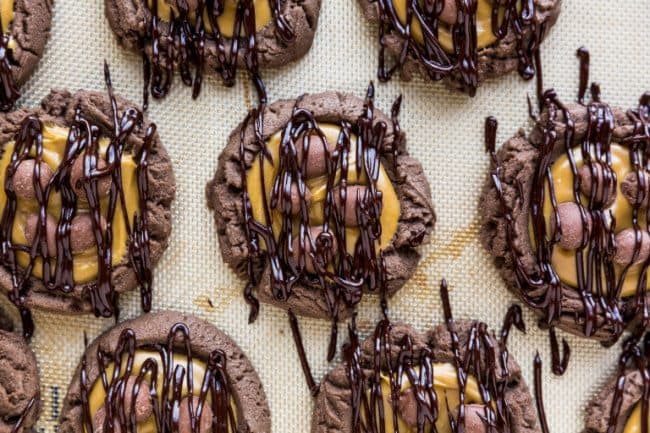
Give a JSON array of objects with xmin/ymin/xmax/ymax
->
[{"xmin": 1, "ymin": 1, "xmax": 648, "ymax": 432}]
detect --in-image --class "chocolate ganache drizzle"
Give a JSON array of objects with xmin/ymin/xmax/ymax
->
[
  {"xmin": 9, "ymin": 396, "xmax": 37, "ymax": 433},
  {"xmin": 141, "ymin": 0, "xmax": 294, "ymax": 108},
  {"xmin": 486, "ymin": 48, "xmax": 650, "ymax": 348},
  {"xmin": 370, "ymin": 0, "xmax": 544, "ymax": 96},
  {"xmin": 342, "ymin": 280, "xmax": 527, "ymax": 433},
  {"xmin": 239, "ymin": 83, "xmax": 401, "ymax": 367},
  {"xmin": 0, "ymin": 64, "xmax": 154, "ymax": 338},
  {"xmin": 79, "ymin": 322, "xmax": 236, "ymax": 433}
]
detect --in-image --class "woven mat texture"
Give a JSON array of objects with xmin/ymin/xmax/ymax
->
[{"xmin": 1, "ymin": 1, "xmax": 648, "ymax": 432}]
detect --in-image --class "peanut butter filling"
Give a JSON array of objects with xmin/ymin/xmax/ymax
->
[
  {"xmin": 623, "ymin": 401, "xmax": 649, "ymax": 433},
  {"xmin": 540, "ymin": 144, "xmax": 648, "ymax": 298},
  {"xmin": 0, "ymin": 124, "xmax": 140, "ymax": 284},
  {"xmin": 392, "ymin": 0, "xmax": 505, "ymax": 53},
  {"xmin": 87, "ymin": 350, "xmax": 236, "ymax": 433},
  {"xmin": 151, "ymin": 0, "xmax": 272, "ymax": 39},
  {"xmin": 246, "ymin": 123, "xmax": 400, "ymax": 257},
  {"xmin": 1, "ymin": 0, "xmax": 16, "ymax": 49},
  {"xmin": 371, "ymin": 363, "xmax": 483, "ymax": 433}
]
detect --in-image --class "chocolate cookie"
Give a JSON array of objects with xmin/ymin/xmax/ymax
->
[
  {"xmin": 357, "ymin": 0, "xmax": 561, "ymax": 96},
  {"xmin": 0, "ymin": 0, "xmax": 52, "ymax": 111},
  {"xmin": 0, "ymin": 80, "xmax": 175, "ymax": 337},
  {"xmin": 206, "ymin": 85, "xmax": 435, "ymax": 321},
  {"xmin": 312, "ymin": 313, "xmax": 538, "ymax": 433},
  {"xmin": 105, "ymin": 0, "xmax": 320, "ymax": 107},
  {"xmin": 584, "ymin": 332, "xmax": 650, "ymax": 433},
  {"xmin": 59, "ymin": 310, "xmax": 270, "ymax": 433},
  {"xmin": 0, "ymin": 319, "xmax": 41, "ymax": 433},
  {"xmin": 480, "ymin": 49, "xmax": 650, "ymax": 342}
]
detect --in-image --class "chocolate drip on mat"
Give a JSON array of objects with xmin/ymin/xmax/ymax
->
[
  {"xmin": 79, "ymin": 322, "xmax": 236, "ymax": 433},
  {"xmin": 238, "ymin": 83, "xmax": 400, "ymax": 369},
  {"xmin": 487, "ymin": 47, "xmax": 650, "ymax": 353},
  {"xmin": 341, "ymin": 280, "xmax": 526, "ymax": 433},
  {"xmin": 0, "ymin": 64, "xmax": 154, "ymax": 338},
  {"xmin": 141, "ymin": 0, "xmax": 294, "ymax": 109},
  {"xmin": 371, "ymin": 0, "xmax": 543, "ymax": 96}
]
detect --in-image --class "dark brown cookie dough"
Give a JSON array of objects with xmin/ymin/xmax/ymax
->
[
  {"xmin": 7, "ymin": 0, "xmax": 52, "ymax": 87},
  {"xmin": 480, "ymin": 99, "xmax": 650, "ymax": 341},
  {"xmin": 206, "ymin": 90, "xmax": 436, "ymax": 319},
  {"xmin": 357, "ymin": 0, "xmax": 561, "ymax": 94},
  {"xmin": 59, "ymin": 310, "xmax": 270, "ymax": 433},
  {"xmin": 0, "ymin": 89, "xmax": 175, "ymax": 316},
  {"xmin": 312, "ymin": 320, "xmax": 539, "ymax": 433},
  {"xmin": 0, "ymin": 328, "xmax": 41, "ymax": 433},
  {"xmin": 585, "ymin": 367, "xmax": 643, "ymax": 433}
]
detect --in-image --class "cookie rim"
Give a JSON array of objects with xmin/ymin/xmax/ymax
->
[{"xmin": 10, "ymin": 0, "xmax": 53, "ymax": 86}]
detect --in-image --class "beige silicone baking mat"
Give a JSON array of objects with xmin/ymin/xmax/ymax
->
[{"xmin": 1, "ymin": 0, "xmax": 649, "ymax": 432}]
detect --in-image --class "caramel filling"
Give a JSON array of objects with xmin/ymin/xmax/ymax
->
[
  {"xmin": 246, "ymin": 123, "xmax": 400, "ymax": 256},
  {"xmin": 151, "ymin": 0, "xmax": 272, "ymax": 39},
  {"xmin": 0, "ymin": 124, "xmax": 140, "ymax": 284},
  {"xmin": 624, "ymin": 401, "xmax": 650, "ymax": 433},
  {"xmin": 392, "ymin": 0, "xmax": 504, "ymax": 53},
  {"xmin": 87, "ymin": 350, "xmax": 236, "ymax": 433},
  {"xmin": 1, "ymin": 0, "xmax": 16, "ymax": 49},
  {"xmin": 541, "ymin": 144, "xmax": 647, "ymax": 298},
  {"xmin": 371, "ymin": 363, "xmax": 483, "ymax": 433}
]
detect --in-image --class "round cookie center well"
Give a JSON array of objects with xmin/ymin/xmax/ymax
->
[
  {"xmin": 245, "ymin": 122, "xmax": 400, "ymax": 276},
  {"xmin": 149, "ymin": 0, "xmax": 272, "ymax": 39},
  {"xmin": 539, "ymin": 143, "xmax": 650, "ymax": 298},
  {"xmin": 87, "ymin": 349, "xmax": 237, "ymax": 433},
  {"xmin": 0, "ymin": 123, "xmax": 140, "ymax": 284}
]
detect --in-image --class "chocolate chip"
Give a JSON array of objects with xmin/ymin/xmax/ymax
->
[
  {"xmin": 614, "ymin": 228, "xmax": 650, "ymax": 266},
  {"xmin": 578, "ymin": 162, "xmax": 616, "ymax": 207},
  {"xmin": 550, "ymin": 202, "xmax": 592, "ymax": 250},
  {"xmin": 70, "ymin": 156, "xmax": 112, "ymax": 201},
  {"xmin": 12, "ymin": 159, "xmax": 53, "ymax": 201},
  {"xmin": 621, "ymin": 171, "xmax": 650, "ymax": 208},
  {"xmin": 24, "ymin": 213, "xmax": 57, "ymax": 253},
  {"xmin": 178, "ymin": 396, "xmax": 213, "ymax": 433}
]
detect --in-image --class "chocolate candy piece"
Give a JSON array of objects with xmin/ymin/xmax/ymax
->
[
  {"xmin": 178, "ymin": 396, "xmax": 213, "ymax": 433},
  {"xmin": 291, "ymin": 226, "xmax": 337, "ymax": 274},
  {"xmin": 621, "ymin": 171, "xmax": 650, "ymax": 208},
  {"xmin": 13, "ymin": 159, "xmax": 53, "ymax": 200},
  {"xmin": 333, "ymin": 185, "xmax": 371, "ymax": 227},
  {"xmin": 24, "ymin": 213, "xmax": 57, "ymax": 253},
  {"xmin": 296, "ymin": 134, "xmax": 336, "ymax": 179},
  {"xmin": 70, "ymin": 156, "xmax": 112, "ymax": 201},
  {"xmin": 614, "ymin": 228, "xmax": 650, "ymax": 266},
  {"xmin": 439, "ymin": 0, "xmax": 458, "ymax": 25},
  {"xmin": 289, "ymin": 182, "xmax": 312, "ymax": 215},
  {"xmin": 70, "ymin": 214, "xmax": 106, "ymax": 253},
  {"xmin": 461, "ymin": 404, "xmax": 490, "ymax": 433},
  {"xmin": 578, "ymin": 162, "xmax": 616, "ymax": 207},
  {"xmin": 91, "ymin": 376, "xmax": 152, "ymax": 433},
  {"xmin": 397, "ymin": 387, "xmax": 417, "ymax": 427},
  {"xmin": 550, "ymin": 202, "xmax": 592, "ymax": 250}
]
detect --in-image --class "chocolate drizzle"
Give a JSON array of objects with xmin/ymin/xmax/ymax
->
[
  {"xmin": 9, "ymin": 396, "xmax": 37, "ymax": 433},
  {"xmin": 238, "ymin": 83, "xmax": 400, "ymax": 362},
  {"xmin": 486, "ymin": 47, "xmax": 650, "ymax": 349},
  {"xmin": 140, "ymin": 0, "xmax": 294, "ymax": 109},
  {"xmin": 79, "ymin": 322, "xmax": 236, "ymax": 433},
  {"xmin": 341, "ymin": 280, "xmax": 526, "ymax": 433},
  {"xmin": 0, "ymin": 13, "xmax": 20, "ymax": 112},
  {"xmin": 370, "ymin": 0, "xmax": 544, "ymax": 96},
  {"xmin": 0, "ymin": 65, "xmax": 154, "ymax": 338}
]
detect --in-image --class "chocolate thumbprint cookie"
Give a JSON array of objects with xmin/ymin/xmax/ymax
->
[
  {"xmin": 58, "ymin": 310, "xmax": 270, "ymax": 433},
  {"xmin": 0, "ymin": 70, "xmax": 175, "ymax": 338}
]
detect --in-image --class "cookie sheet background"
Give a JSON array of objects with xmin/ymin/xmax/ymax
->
[{"xmin": 1, "ymin": 1, "xmax": 648, "ymax": 432}]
